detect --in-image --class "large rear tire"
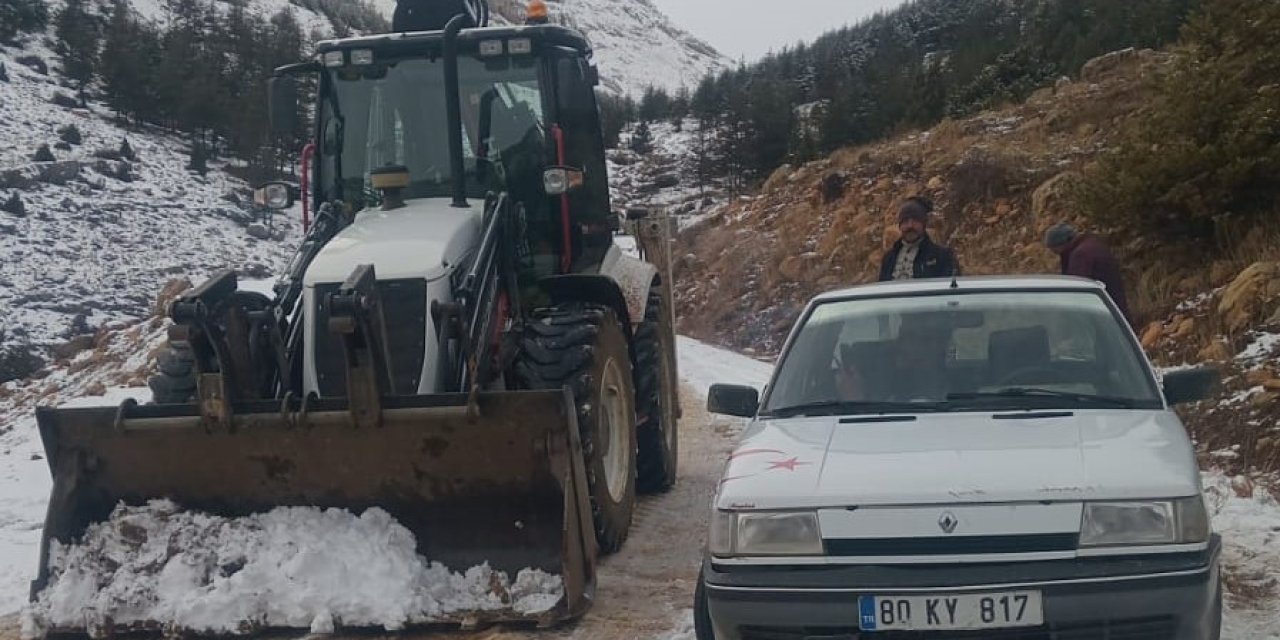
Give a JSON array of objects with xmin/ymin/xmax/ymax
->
[
  {"xmin": 514, "ymin": 303, "xmax": 637, "ymax": 554},
  {"xmin": 636, "ymin": 288, "xmax": 678, "ymax": 493}
]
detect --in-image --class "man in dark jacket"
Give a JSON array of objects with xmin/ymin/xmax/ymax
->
[
  {"xmin": 878, "ymin": 197, "xmax": 961, "ymax": 282},
  {"xmin": 1044, "ymin": 223, "xmax": 1133, "ymax": 324}
]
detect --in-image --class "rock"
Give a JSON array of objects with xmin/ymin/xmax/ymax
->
[
  {"xmin": 1031, "ymin": 172, "xmax": 1082, "ymax": 230},
  {"xmin": 0, "ymin": 62, "xmax": 7, "ymax": 83},
  {"xmin": 152, "ymin": 278, "xmax": 193, "ymax": 317},
  {"xmin": 1231, "ymin": 475, "xmax": 1255, "ymax": 498},
  {"xmin": 820, "ymin": 172, "xmax": 848, "ymax": 204},
  {"xmin": 652, "ymin": 173, "xmax": 680, "ymax": 189},
  {"xmin": 1263, "ymin": 378, "xmax": 1280, "ymax": 392},
  {"xmin": 1250, "ymin": 392, "xmax": 1276, "ymax": 407},
  {"xmin": 15, "ymin": 55, "xmax": 47, "ymax": 75},
  {"xmin": 926, "ymin": 175, "xmax": 945, "ymax": 190},
  {"xmin": 85, "ymin": 381, "xmax": 107, "ymax": 397},
  {"xmin": 246, "ymin": 223, "xmax": 271, "ymax": 240},
  {"xmin": 1218, "ymin": 262, "xmax": 1280, "ymax": 332},
  {"xmin": 53, "ymin": 335, "xmax": 95, "ymax": 360},
  {"xmin": 1174, "ymin": 318, "xmax": 1196, "ymax": 338},
  {"xmin": 994, "ymin": 201, "xmax": 1013, "ymax": 218},
  {"xmin": 1246, "ymin": 369, "xmax": 1273, "ymax": 385},
  {"xmin": 1140, "ymin": 323, "xmax": 1163, "ymax": 348},
  {"xmin": 1081, "ymin": 48, "xmax": 1139, "ymax": 83},
  {"xmin": 1, "ymin": 193, "xmax": 24, "ymax": 217},
  {"xmin": 778, "ymin": 256, "xmax": 804, "ymax": 281},
  {"xmin": 1198, "ymin": 340, "xmax": 1232, "ymax": 363},
  {"xmin": 32, "ymin": 144, "xmax": 55, "ymax": 163},
  {"xmin": 1054, "ymin": 75, "xmax": 1071, "ymax": 91}
]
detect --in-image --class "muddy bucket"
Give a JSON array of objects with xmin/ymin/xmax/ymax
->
[{"xmin": 29, "ymin": 389, "xmax": 597, "ymax": 636}]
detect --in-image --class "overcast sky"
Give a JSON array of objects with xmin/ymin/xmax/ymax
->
[{"xmin": 651, "ymin": 0, "xmax": 908, "ymax": 63}]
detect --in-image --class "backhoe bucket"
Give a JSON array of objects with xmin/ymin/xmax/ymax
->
[{"xmin": 30, "ymin": 390, "xmax": 597, "ymax": 636}]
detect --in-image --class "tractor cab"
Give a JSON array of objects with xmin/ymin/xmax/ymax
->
[{"xmin": 268, "ymin": 9, "xmax": 614, "ymax": 278}]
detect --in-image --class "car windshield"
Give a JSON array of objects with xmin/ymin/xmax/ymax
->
[
  {"xmin": 318, "ymin": 54, "xmax": 545, "ymax": 210},
  {"xmin": 761, "ymin": 290, "xmax": 1162, "ymax": 416}
]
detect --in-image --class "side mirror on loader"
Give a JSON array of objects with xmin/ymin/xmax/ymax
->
[
  {"xmin": 268, "ymin": 75, "xmax": 300, "ymax": 136},
  {"xmin": 254, "ymin": 181, "xmax": 294, "ymax": 210}
]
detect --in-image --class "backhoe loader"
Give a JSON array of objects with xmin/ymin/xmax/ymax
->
[{"xmin": 30, "ymin": 0, "xmax": 679, "ymax": 633}]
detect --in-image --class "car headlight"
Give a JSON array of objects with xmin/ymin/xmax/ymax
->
[
  {"xmin": 708, "ymin": 510, "xmax": 823, "ymax": 556},
  {"xmin": 708, "ymin": 509, "xmax": 735, "ymax": 556},
  {"xmin": 1080, "ymin": 497, "xmax": 1210, "ymax": 547}
]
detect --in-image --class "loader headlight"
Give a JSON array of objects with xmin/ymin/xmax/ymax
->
[
  {"xmin": 322, "ymin": 51, "xmax": 345, "ymax": 67},
  {"xmin": 708, "ymin": 510, "xmax": 823, "ymax": 557},
  {"xmin": 350, "ymin": 49, "xmax": 374, "ymax": 65},
  {"xmin": 1080, "ymin": 497, "xmax": 1209, "ymax": 547}
]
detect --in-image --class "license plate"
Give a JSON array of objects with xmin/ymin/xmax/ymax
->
[{"xmin": 858, "ymin": 591, "xmax": 1043, "ymax": 631}]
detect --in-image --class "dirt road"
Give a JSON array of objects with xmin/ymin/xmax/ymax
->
[
  {"xmin": 0, "ymin": 384, "xmax": 733, "ymax": 640},
  {"xmin": 416, "ymin": 384, "xmax": 730, "ymax": 640}
]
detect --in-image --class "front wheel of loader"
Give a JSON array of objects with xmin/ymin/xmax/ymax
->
[
  {"xmin": 149, "ymin": 341, "xmax": 196, "ymax": 404},
  {"xmin": 515, "ymin": 303, "xmax": 637, "ymax": 554},
  {"xmin": 636, "ymin": 288, "xmax": 678, "ymax": 493}
]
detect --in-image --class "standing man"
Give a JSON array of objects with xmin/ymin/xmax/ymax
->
[
  {"xmin": 1044, "ymin": 223, "xmax": 1133, "ymax": 324},
  {"xmin": 878, "ymin": 196, "xmax": 961, "ymax": 282}
]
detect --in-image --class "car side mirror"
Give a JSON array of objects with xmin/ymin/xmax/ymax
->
[
  {"xmin": 1163, "ymin": 367, "xmax": 1221, "ymax": 406},
  {"xmin": 708, "ymin": 384, "xmax": 759, "ymax": 418},
  {"xmin": 254, "ymin": 181, "xmax": 294, "ymax": 210},
  {"xmin": 269, "ymin": 75, "xmax": 300, "ymax": 136}
]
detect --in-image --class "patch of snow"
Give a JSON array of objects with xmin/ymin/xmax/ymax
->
[
  {"xmin": 1203, "ymin": 472, "xmax": 1280, "ymax": 637},
  {"xmin": 1238, "ymin": 332, "xmax": 1280, "ymax": 368},
  {"xmin": 26, "ymin": 501, "xmax": 563, "ymax": 635},
  {"xmin": 676, "ymin": 336, "xmax": 773, "ymax": 399}
]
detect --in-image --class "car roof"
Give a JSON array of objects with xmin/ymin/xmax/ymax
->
[{"xmin": 812, "ymin": 275, "xmax": 1104, "ymax": 303}]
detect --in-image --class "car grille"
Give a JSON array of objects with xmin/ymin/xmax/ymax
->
[
  {"xmin": 824, "ymin": 534, "xmax": 1079, "ymax": 557},
  {"xmin": 740, "ymin": 616, "xmax": 1176, "ymax": 639},
  {"xmin": 313, "ymin": 279, "xmax": 428, "ymax": 397}
]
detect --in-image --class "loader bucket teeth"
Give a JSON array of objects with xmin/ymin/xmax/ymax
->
[{"xmin": 30, "ymin": 389, "xmax": 597, "ymax": 635}]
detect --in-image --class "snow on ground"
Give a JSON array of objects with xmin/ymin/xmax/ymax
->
[
  {"xmin": 25, "ymin": 501, "xmax": 561, "ymax": 636},
  {"xmin": 0, "ymin": 42, "xmax": 303, "ymax": 352},
  {"xmin": 1204, "ymin": 474, "xmax": 1280, "ymax": 638},
  {"xmin": 675, "ymin": 336, "xmax": 773, "ymax": 398}
]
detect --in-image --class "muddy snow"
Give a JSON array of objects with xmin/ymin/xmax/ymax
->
[{"xmin": 26, "ymin": 501, "xmax": 562, "ymax": 636}]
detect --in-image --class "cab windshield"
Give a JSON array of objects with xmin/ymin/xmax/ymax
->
[
  {"xmin": 318, "ymin": 54, "xmax": 546, "ymax": 210},
  {"xmin": 762, "ymin": 290, "xmax": 1162, "ymax": 416}
]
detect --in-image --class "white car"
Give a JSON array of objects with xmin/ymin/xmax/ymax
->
[{"xmin": 696, "ymin": 276, "xmax": 1222, "ymax": 640}]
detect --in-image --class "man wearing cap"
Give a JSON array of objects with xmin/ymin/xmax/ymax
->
[
  {"xmin": 1044, "ymin": 223, "xmax": 1133, "ymax": 325},
  {"xmin": 878, "ymin": 196, "xmax": 961, "ymax": 282}
]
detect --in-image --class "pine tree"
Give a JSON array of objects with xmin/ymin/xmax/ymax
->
[
  {"xmin": 0, "ymin": 0, "xmax": 48, "ymax": 44},
  {"xmin": 630, "ymin": 121, "xmax": 653, "ymax": 155},
  {"xmin": 54, "ymin": 0, "xmax": 101, "ymax": 105}
]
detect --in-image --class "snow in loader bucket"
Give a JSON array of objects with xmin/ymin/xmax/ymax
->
[{"xmin": 26, "ymin": 390, "xmax": 597, "ymax": 637}]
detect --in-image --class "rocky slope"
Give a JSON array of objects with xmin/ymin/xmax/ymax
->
[{"xmin": 671, "ymin": 47, "xmax": 1280, "ymax": 476}]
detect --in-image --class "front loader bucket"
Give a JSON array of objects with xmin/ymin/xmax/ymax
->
[{"xmin": 30, "ymin": 390, "xmax": 597, "ymax": 636}]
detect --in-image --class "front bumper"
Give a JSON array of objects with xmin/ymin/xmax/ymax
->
[{"xmin": 703, "ymin": 535, "xmax": 1221, "ymax": 640}]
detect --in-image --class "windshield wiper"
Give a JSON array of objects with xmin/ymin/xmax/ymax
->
[
  {"xmin": 947, "ymin": 388, "xmax": 1142, "ymax": 409},
  {"xmin": 763, "ymin": 400, "xmax": 943, "ymax": 418}
]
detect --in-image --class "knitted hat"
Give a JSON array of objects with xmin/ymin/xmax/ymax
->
[
  {"xmin": 897, "ymin": 196, "xmax": 933, "ymax": 225},
  {"xmin": 1044, "ymin": 223, "xmax": 1077, "ymax": 249}
]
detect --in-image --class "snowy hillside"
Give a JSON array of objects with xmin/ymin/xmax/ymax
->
[
  {"xmin": 369, "ymin": 0, "xmax": 729, "ymax": 97},
  {"xmin": 0, "ymin": 39, "xmax": 303, "ymax": 380}
]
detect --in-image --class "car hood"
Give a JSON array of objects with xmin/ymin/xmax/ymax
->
[{"xmin": 715, "ymin": 410, "xmax": 1201, "ymax": 510}]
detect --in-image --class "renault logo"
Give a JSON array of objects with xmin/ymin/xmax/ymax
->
[{"xmin": 938, "ymin": 512, "xmax": 959, "ymax": 534}]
